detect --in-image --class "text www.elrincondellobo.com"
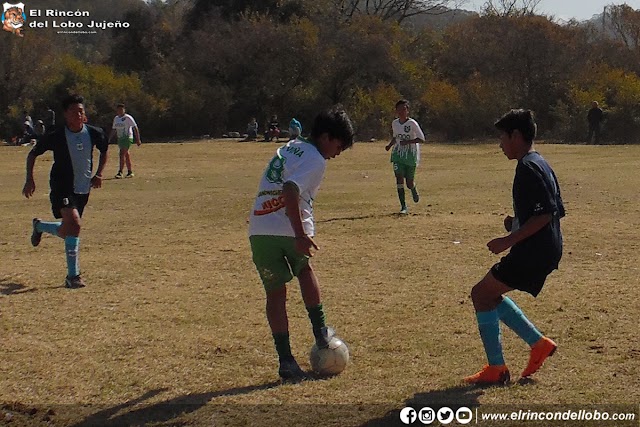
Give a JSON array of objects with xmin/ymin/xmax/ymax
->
[{"xmin": 479, "ymin": 409, "xmax": 636, "ymax": 423}]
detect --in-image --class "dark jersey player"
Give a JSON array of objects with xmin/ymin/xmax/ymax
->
[
  {"xmin": 22, "ymin": 94, "xmax": 109, "ymax": 289},
  {"xmin": 464, "ymin": 109, "xmax": 565, "ymax": 385}
]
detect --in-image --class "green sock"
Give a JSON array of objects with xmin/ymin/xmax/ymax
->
[
  {"xmin": 306, "ymin": 304, "xmax": 326, "ymax": 338},
  {"xmin": 273, "ymin": 333, "xmax": 293, "ymax": 361},
  {"xmin": 397, "ymin": 185, "xmax": 406, "ymax": 207}
]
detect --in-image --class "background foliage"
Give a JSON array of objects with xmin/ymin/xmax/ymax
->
[{"xmin": 3, "ymin": 0, "xmax": 640, "ymax": 143}]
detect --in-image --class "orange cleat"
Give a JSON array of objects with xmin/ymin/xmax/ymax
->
[
  {"xmin": 464, "ymin": 365, "xmax": 510, "ymax": 385},
  {"xmin": 521, "ymin": 336, "xmax": 557, "ymax": 378}
]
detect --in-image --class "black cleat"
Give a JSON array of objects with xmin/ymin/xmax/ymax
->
[
  {"xmin": 411, "ymin": 187, "xmax": 420, "ymax": 203},
  {"xmin": 65, "ymin": 275, "xmax": 86, "ymax": 289},
  {"xmin": 315, "ymin": 326, "xmax": 336, "ymax": 349},
  {"xmin": 31, "ymin": 218, "xmax": 43, "ymax": 247},
  {"xmin": 278, "ymin": 357, "xmax": 308, "ymax": 382}
]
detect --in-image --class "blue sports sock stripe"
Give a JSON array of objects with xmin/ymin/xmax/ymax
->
[
  {"xmin": 476, "ymin": 310, "xmax": 505, "ymax": 366},
  {"xmin": 497, "ymin": 297, "xmax": 542, "ymax": 346},
  {"xmin": 37, "ymin": 221, "xmax": 62, "ymax": 237},
  {"xmin": 64, "ymin": 236, "xmax": 80, "ymax": 278}
]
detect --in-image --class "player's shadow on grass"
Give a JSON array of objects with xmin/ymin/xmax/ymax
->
[
  {"xmin": 362, "ymin": 384, "xmax": 485, "ymax": 426},
  {"xmin": 68, "ymin": 381, "xmax": 281, "ymax": 427},
  {"xmin": 0, "ymin": 279, "xmax": 36, "ymax": 295}
]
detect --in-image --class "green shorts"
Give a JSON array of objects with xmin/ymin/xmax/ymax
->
[
  {"xmin": 117, "ymin": 136, "xmax": 134, "ymax": 150},
  {"xmin": 249, "ymin": 235, "xmax": 310, "ymax": 292},
  {"xmin": 392, "ymin": 162, "xmax": 417, "ymax": 180}
]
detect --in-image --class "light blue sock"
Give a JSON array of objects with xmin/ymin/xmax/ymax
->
[
  {"xmin": 37, "ymin": 221, "xmax": 62, "ymax": 237},
  {"xmin": 497, "ymin": 297, "xmax": 542, "ymax": 346},
  {"xmin": 64, "ymin": 236, "xmax": 80, "ymax": 278},
  {"xmin": 476, "ymin": 310, "xmax": 505, "ymax": 366}
]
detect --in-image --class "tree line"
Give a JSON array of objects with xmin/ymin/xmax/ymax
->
[{"xmin": 2, "ymin": 0, "xmax": 640, "ymax": 143}]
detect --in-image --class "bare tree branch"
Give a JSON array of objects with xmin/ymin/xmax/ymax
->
[
  {"xmin": 481, "ymin": 0, "xmax": 542, "ymax": 17},
  {"xmin": 335, "ymin": 0, "xmax": 463, "ymax": 23},
  {"xmin": 605, "ymin": 4, "xmax": 640, "ymax": 50}
]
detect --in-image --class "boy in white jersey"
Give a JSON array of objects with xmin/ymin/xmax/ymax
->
[
  {"xmin": 249, "ymin": 107, "xmax": 355, "ymax": 381},
  {"xmin": 109, "ymin": 103, "xmax": 141, "ymax": 178},
  {"xmin": 385, "ymin": 99, "xmax": 425, "ymax": 214}
]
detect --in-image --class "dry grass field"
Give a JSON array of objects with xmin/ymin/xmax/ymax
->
[{"xmin": 0, "ymin": 140, "xmax": 638, "ymax": 426}]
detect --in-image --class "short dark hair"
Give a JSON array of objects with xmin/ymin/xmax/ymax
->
[
  {"xmin": 116, "ymin": 103, "xmax": 125, "ymax": 109},
  {"xmin": 62, "ymin": 94, "xmax": 84, "ymax": 111},
  {"xmin": 311, "ymin": 106, "xmax": 355, "ymax": 150},
  {"xmin": 495, "ymin": 109, "xmax": 537, "ymax": 144},
  {"xmin": 395, "ymin": 99, "xmax": 409, "ymax": 109}
]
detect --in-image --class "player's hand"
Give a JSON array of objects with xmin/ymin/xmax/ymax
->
[
  {"xmin": 487, "ymin": 236, "xmax": 512, "ymax": 254},
  {"xmin": 295, "ymin": 235, "xmax": 319, "ymax": 257},
  {"xmin": 22, "ymin": 179, "xmax": 36, "ymax": 198},
  {"xmin": 91, "ymin": 175, "xmax": 103, "ymax": 189},
  {"xmin": 504, "ymin": 215, "xmax": 514, "ymax": 232},
  {"xmin": 385, "ymin": 144, "xmax": 392, "ymax": 151},
  {"xmin": 136, "ymin": 140, "xmax": 142, "ymax": 147}
]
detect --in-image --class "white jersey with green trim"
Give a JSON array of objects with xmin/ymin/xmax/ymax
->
[
  {"xmin": 390, "ymin": 118, "xmax": 424, "ymax": 166},
  {"xmin": 249, "ymin": 138, "xmax": 326, "ymax": 237},
  {"xmin": 112, "ymin": 114, "xmax": 137, "ymax": 139}
]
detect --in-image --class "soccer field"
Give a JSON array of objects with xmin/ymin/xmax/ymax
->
[{"xmin": 0, "ymin": 141, "xmax": 638, "ymax": 426}]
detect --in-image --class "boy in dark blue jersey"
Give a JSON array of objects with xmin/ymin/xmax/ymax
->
[
  {"xmin": 23, "ymin": 94, "xmax": 109, "ymax": 289},
  {"xmin": 464, "ymin": 109, "xmax": 565, "ymax": 385}
]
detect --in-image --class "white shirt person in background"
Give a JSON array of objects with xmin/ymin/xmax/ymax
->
[{"xmin": 109, "ymin": 103, "xmax": 141, "ymax": 179}]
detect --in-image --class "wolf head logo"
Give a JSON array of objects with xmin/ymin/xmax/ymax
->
[{"xmin": 2, "ymin": 3, "xmax": 26, "ymax": 37}]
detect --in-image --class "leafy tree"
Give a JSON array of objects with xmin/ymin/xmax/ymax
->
[
  {"xmin": 605, "ymin": 4, "xmax": 640, "ymax": 50},
  {"xmin": 185, "ymin": 0, "xmax": 305, "ymax": 28},
  {"xmin": 0, "ymin": 32, "xmax": 62, "ymax": 137},
  {"xmin": 38, "ymin": 55, "xmax": 163, "ymax": 132},
  {"xmin": 438, "ymin": 15, "xmax": 585, "ymax": 135},
  {"xmin": 110, "ymin": 0, "xmax": 185, "ymax": 73}
]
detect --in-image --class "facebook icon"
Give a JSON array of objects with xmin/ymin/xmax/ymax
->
[{"xmin": 400, "ymin": 407, "xmax": 417, "ymax": 424}]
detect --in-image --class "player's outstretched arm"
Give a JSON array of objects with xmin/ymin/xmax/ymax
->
[{"xmin": 22, "ymin": 152, "xmax": 37, "ymax": 198}]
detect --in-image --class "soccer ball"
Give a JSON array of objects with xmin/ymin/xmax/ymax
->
[{"xmin": 309, "ymin": 336, "xmax": 349, "ymax": 376}]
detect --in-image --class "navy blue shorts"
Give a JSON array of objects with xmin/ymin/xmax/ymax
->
[
  {"xmin": 50, "ymin": 191, "xmax": 90, "ymax": 219},
  {"xmin": 491, "ymin": 252, "xmax": 558, "ymax": 297}
]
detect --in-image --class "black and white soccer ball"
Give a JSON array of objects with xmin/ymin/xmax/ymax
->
[{"xmin": 309, "ymin": 336, "xmax": 349, "ymax": 376}]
